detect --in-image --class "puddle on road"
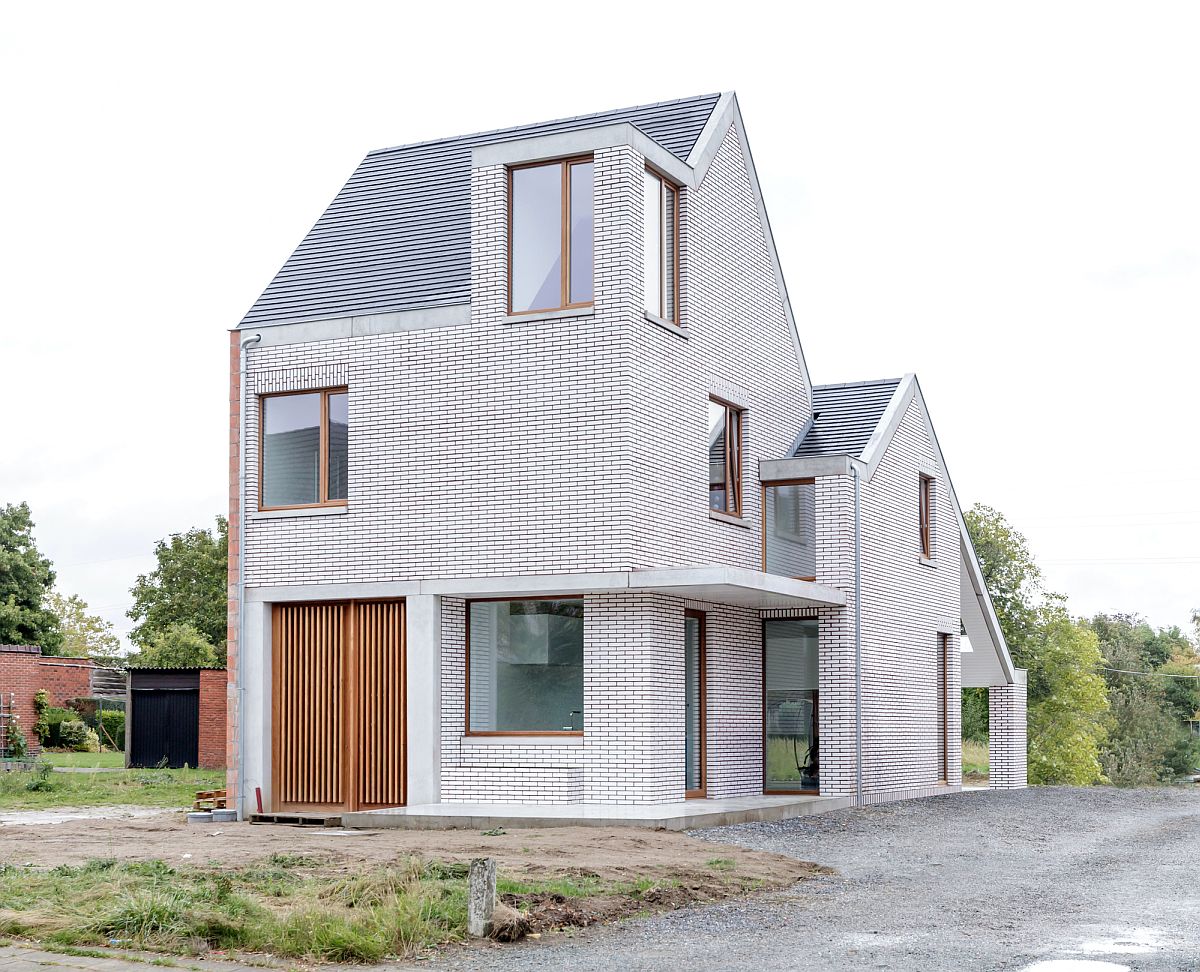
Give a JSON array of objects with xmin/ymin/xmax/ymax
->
[
  {"xmin": 1077, "ymin": 927, "xmax": 1164, "ymax": 955},
  {"xmin": 1021, "ymin": 962, "xmax": 1130, "ymax": 972}
]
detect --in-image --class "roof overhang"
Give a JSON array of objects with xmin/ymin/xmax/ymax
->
[{"xmin": 247, "ymin": 567, "xmax": 845, "ymax": 611}]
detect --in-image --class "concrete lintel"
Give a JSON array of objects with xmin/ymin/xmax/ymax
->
[
  {"xmin": 630, "ymin": 566, "xmax": 846, "ymax": 609},
  {"xmin": 760, "ymin": 455, "xmax": 865, "ymax": 481},
  {"xmin": 245, "ymin": 581, "xmax": 422, "ymax": 603},
  {"xmin": 237, "ymin": 304, "xmax": 470, "ymax": 347},
  {"xmin": 419, "ymin": 572, "xmax": 630, "ymax": 598},
  {"xmin": 472, "ymin": 123, "xmax": 696, "ymax": 189}
]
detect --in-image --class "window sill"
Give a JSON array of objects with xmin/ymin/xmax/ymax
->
[
  {"xmin": 709, "ymin": 509, "xmax": 750, "ymax": 529},
  {"xmin": 462, "ymin": 735, "xmax": 584, "ymax": 747},
  {"xmin": 644, "ymin": 310, "xmax": 689, "ymax": 338},
  {"xmin": 919, "ymin": 555, "xmax": 937, "ymax": 568},
  {"xmin": 251, "ymin": 505, "xmax": 348, "ymax": 520},
  {"xmin": 504, "ymin": 305, "xmax": 594, "ymax": 326}
]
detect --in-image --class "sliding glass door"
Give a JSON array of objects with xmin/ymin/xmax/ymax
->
[{"xmin": 764, "ymin": 619, "xmax": 819, "ymax": 793}]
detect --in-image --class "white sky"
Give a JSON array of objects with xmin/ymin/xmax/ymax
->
[{"xmin": 2, "ymin": 2, "xmax": 1197, "ymax": 648}]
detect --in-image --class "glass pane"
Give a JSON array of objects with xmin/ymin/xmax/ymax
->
[
  {"xmin": 569, "ymin": 162, "xmax": 593, "ymax": 304},
  {"xmin": 764, "ymin": 483, "xmax": 816, "ymax": 578},
  {"xmin": 685, "ymin": 616, "xmax": 702, "ymax": 792},
  {"xmin": 262, "ymin": 393, "xmax": 320, "ymax": 507},
  {"xmin": 468, "ymin": 599, "xmax": 584, "ymax": 732},
  {"xmin": 764, "ymin": 619, "xmax": 819, "ymax": 792},
  {"xmin": 663, "ymin": 183, "xmax": 677, "ymax": 321},
  {"xmin": 327, "ymin": 392, "xmax": 348, "ymax": 502},
  {"xmin": 937, "ymin": 640, "xmax": 948, "ymax": 780},
  {"xmin": 643, "ymin": 170, "xmax": 662, "ymax": 315},
  {"xmin": 708, "ymin": 400, "xmax": 727, "ymax": 511},
  {"xmin": 510, "ymin": 163, "xmax": 563, "ymax": 312}
]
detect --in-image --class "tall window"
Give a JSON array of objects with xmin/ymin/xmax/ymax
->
[
  {"xmin": 467, "ymin": 599, "xmax": 584, "ymax": 734},
  {"xmin": 764, "ymin": 619, "xmax": 819, "ymax": 793},
  {"xmin": 919, "ymin": 474, "xmax": 933, "ymax": 558},
  {"xmin": 708, "ymin": 398, "xmax": 743, "ymax": 515},
  {"xmin": 643, "ymin": 168, "xmax": 679, "ymax": 323},
  {"xmin": 763, "ymin": 480, "xmax": 816, "ymax": 579},
  {"xmin": 937, "ymin": 634, "xmax": 950, "ymax": 783},
  {"xmin": 509, "ymin": 158, "xmax": 593, "ymax": 314},
  {"xmin": 260, "ymin": 389, "xmax": 348, "ymax": 510}
]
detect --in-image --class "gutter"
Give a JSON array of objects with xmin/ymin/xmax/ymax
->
[{"xmin": 236, "ymin": 332, "xmax": 260, "ymax": 819}]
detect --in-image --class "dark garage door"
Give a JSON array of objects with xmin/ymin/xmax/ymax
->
[{"xmin": 130, "ymin": 689, "xmax": 199, "ymax": 768}]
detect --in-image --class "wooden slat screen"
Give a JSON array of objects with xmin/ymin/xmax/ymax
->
[
  {"xmin": 355, "ymin": 601, "xmax": 406, "ymax": 809},
  {"xmin": 272, "ymin": 599, "xmax": 404, "ymax": 811},
  {"xmin": 273, "ymin": 602, "xmax": 345, "ymax": 808}
]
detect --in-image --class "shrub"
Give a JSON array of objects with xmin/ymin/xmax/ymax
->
[
  {"xmin": 82, "ymin": 727, "xmax": 101, "ymax": 753},
  {"xmin": 99, "ymin": 710, "xmax": 126, "ymax": 750},
  {"xmin": 40, "ymin": 707, "xmax": 82, "ymax": 748},
  {"xmin": 32, "ymin": 689, "xmax": 50, "ymax": 742},
  {"xmin": 5, "ymin": 718, "xmax": 28, "ymax": 760},
  {"xmin": 58, "ymin": 719, "xmax": 90, "ymax": 752},
  {"xmin": 26, "ymin": 761, "xmax": 56, "ymax": 792}
]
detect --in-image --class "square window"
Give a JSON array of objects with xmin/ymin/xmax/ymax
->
[{"xmin": 260, "ymin": 388, "xmax": 348, "ymax": 510}]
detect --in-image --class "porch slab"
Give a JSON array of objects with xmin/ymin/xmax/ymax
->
[{"xmin": 340, "ymin": 794, "xmax": 852, "ymax": 832}]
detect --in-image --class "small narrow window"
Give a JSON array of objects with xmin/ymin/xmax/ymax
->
[
  {"xmin": 260, "ymin": 388, "xmax": 348, "ymax": 510},
  {"xmin": 643, "ymin": 168, "xmax": 680, "ymax": 323},
  {"xmin": 708, "ymin": 399, "xmax": 743, "ymax": 515},
  {"xmin": 937, "ymin": 634, "xmax": 950, "ymax": 782},
  {"xmin": 919, "ymin": 475, "xmax": 933, "ymax": 558},
  {"xmin": 509, "ymin": 158, "xmax": 593, "ymax": 314}
]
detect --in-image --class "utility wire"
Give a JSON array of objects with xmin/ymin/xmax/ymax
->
[{"xmin": 1102, "ymin": 666, "xmax": 1200, "ymax": 679}]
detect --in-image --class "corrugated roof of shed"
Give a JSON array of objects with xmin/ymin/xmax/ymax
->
[
  {"xmin": 792, "ymin": 378, "xmax": 903, "ymax": 458},
  {"xmin": 239, "ymin": 93, "xmax": 722, "ymax": 327}
]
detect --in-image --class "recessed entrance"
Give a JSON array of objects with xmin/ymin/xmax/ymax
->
[
  {"xmin": 272, "ymin": 599, "xmax": 406, "ymax": 812},
  {"xmin": 763, "ymin": 618, "xmax": 819, "ymax": 794}
]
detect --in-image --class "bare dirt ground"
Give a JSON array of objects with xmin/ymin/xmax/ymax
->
[{"xmin": 0, "ymin": 812, "xmax": 819, "ymax": 891}]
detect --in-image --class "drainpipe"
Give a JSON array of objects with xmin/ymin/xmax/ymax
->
[
  {"xmin": 236, "ymin": 331, "xmax": 261, "ymax": 820},
  {"xmin": 852, "ymin": 464, "xmax": 863, "ymax": 807}
]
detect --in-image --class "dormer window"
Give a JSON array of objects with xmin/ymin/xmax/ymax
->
[
  {"xmin": 509, "ymin": 157, "xmax": 593, "ymax": 314},
  {"xmin": 643, "ymin": 168, "xmax": 680, "ymax": 323}
]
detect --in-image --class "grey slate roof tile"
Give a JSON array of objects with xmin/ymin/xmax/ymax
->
[
  {"xmin": 792, "ymin": 378, "xmax": 903, "ymax": 458},
  {"xmin": 240, "ymin": 94, "xmax": 721, "ymax": 327}
]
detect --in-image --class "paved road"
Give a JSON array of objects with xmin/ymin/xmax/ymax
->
[{"xmin": 436, "ymin": 786, "xmax": 1200, "ymax": 971}]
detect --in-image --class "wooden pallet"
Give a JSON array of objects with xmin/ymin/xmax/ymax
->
[
  {"xmin": 194, "ymin": 788, "xmax": 227, "ymax": 811},
  {"xmin": 248, "ymin": 812, "xmax": 344, "ymax": 828}
]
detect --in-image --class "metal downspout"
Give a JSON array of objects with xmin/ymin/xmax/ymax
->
[
  {"xmin": 852, "ymin": 464, "xmax": 863, "ymax": 807},
  {"xmin": 236, "ymin": 332, "xmax": 260, "ymax": 820}
]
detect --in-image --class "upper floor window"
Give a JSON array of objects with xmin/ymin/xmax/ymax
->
[
  {"xmin": 509, "ymin": 158, "xmax": 593, "ymax": 314},
  {"xmin": 764, "ymin": 479, "xmax": 816, "ymax": 580},
  {"xmin": 708, "ymin": 398, "xmax": 743, "ymax": 515},
  {"xmin": 643, "ymin": 168, "xmax": 680, "ymax": 323},
  {"xmin": 260, "ymin": 388, "xmax": 348, "ymax": 510},
  {"xmin": 919, "ymin": 474, "xmax": 933, "ymax": 558}
]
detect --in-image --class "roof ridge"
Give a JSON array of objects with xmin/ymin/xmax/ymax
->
[
  {"xmin": 813, "ymin": 377, "xmax": 903, "ymax": 391},
  {"xmin": 364, "ymin": 92, "xmax": 723, "ymax": 157}
]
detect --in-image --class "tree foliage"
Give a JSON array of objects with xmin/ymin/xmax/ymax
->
[
  {"xmin": 131, "ymin": 622, "xmax": 222, "ymax": 669},
  {"xmin": 45, "ymin": 591, "xmax": 123, "ymax": 665},
  {"xmin": 0, "ymin": 502, "xmax": 62, "ymax": 652},
  {"xmin": 127, "ymin": 517, "xmax": 227, "ymax": 663},
  {"xmin": 964, "ymin": 504, "xmax": 1108, "ymax": 785}
]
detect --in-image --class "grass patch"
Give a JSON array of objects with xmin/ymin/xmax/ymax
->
[
  {"xmin": 0, "ymin": 765, "xmax": 223, "ymax": 810},
  {"xmin": 963, "ymin": 738, "xmax": 989, "ymax": 781},
  {"xmin": 39, "ymin": 751, "xmax": 126, "ymax": 769},
  {"xmin": 705, "ymin": 858, "xmax": 737, "ymax": 872}
]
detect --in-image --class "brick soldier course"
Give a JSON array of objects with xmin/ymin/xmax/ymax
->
[{"xmin": 226, "ymin": 92, "xmax": 1025, "ymax": 819}]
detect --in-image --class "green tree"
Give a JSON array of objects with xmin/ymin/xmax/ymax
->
[
  {"xmin": 964, "ymin": 504, "xmax": 1108, "ymax": 785},
  {"xmin": 127, "ymin": 517, "xmax": 227, "ymax": 662},
  {"xmin": 45, "ymin": 591, "xmax": 124, "ymax": 665},
  {"xmin": 0, "ymin": 502, "xmax": 62, "ymax": 652},
  {"xmin": 130, "ymin": 622, "xmax": 222, "ymax": 669}
]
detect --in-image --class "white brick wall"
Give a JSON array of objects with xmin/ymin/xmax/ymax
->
[{"xmin": 989, "ymin": 678, "xmax": 1028, "ymax": 788}]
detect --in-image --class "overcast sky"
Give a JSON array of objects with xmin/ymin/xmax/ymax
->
[{"xmin": 3, "ymin": 2, "xmax": 1197, "ymax": 648}]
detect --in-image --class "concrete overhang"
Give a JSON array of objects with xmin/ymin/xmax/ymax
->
[
  {"xmin": 760, "ymin": 455, "xmax": 866, "ymax": 481},
  {"xmin": 247, "ymin": 567, "xmax": 845, "ymax": 611}
]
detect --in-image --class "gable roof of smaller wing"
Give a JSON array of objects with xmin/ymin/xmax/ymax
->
[
  {"xmin": 791, "ymin": 378, "xmax": 903, "ymax": 459},
  {"xmin": 240, "ymin": 94, "xmax": 722, "ymax": 328}
]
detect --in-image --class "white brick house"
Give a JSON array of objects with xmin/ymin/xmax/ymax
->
[{"xmin": 226, "ymin": 93, "xmax": 1026, "ymax": 819}]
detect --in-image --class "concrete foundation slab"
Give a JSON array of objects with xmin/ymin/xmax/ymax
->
[{"xmin": 341, "ymin": 794, "xmax": 852, "ymax": 831}]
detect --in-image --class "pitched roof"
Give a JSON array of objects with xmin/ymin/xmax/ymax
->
[
  {"xmin": 791, "ymin": 378, "xmax": 902, "ymax": 458},
  {"xmin": 240, "ymin": 93, "xmax": 722, "ymax": 328}
]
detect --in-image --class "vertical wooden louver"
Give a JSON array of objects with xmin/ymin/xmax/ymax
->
[{"xmin": 272, "ymin": 600, "xmax": 405, "ymax": 811}]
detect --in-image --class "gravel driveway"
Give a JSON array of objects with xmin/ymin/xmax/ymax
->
[{"xmin": 436, "ymin": 787, "xmax": 1200, "ymax": 971}]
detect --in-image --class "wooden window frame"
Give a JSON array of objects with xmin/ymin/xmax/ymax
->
[
  {"xmin": 258, "ymin": 387, "xmax": 349, "ymax": 512},
  {"xmin": 644, "ymin": 165, "xmax": 681, "ymax": 325},
  {"xmin": 919, "ymin": 474, "xmax": 933, "ymax": 558},
  {"xmin": 464, "ymin": 596, "xmax": 585, "ymax": 737},
  {"xmin": 684, "ymin": 608, "xmax": 707, "ymax": 799},
  {"xmin": 762, "ymin": 619, "xmax": 820, "ymax": 796},
  {"xmin": 760, "ymin": 478, "xmax": 817, "ymax": 582},
  {"xmin": 507, "ymin": 156, "xmax": 594, "ymax": 316},
  {"xmin": 709, "ymin": 397, "xmax": 744, "ymax": 517}
]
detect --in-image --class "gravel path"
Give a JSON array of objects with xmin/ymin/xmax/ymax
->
[{"xmin": 435, "ymin": 787, "xmax": 1200, "ymax": 971}]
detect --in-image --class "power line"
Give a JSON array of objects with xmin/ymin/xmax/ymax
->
[{"xmin": 1102, "ymin": 666, "xmax": 1200, "ymax": 679}]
